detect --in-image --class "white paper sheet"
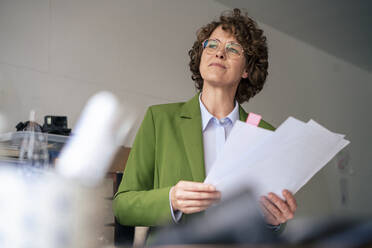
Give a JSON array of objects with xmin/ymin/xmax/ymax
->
[
  {"xmin": 204, "ymin": 117, "xmax": 350, "ymax": 200},
  {"xmin": 205, "ymin": 121, "xmax": 274, "ymax": 184}
]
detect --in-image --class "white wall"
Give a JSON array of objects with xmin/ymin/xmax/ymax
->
[
  {"xmin": 0, "ymin": 0, "xmax": 371, "ymax": 224},
  {"xmin": 0, "ymin": 0, "xmax": 228, "ymax": 145}
]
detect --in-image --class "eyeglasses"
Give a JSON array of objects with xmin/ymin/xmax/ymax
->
[{"xmin": 202, "ymin": 39, "xmax": 244, "ymax": 59}]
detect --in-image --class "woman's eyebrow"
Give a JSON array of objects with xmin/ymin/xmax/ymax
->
[
  {"xmin": 209, "ymin": 38, "xmax": 221, "ymax": 42},
  {"xmin": 211, "ymin": 38, "xmax": 239, "ymax": 44}
]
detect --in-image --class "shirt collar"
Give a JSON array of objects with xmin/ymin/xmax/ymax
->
[{"xmin": 199, "ymin": 94, "xmax": 239, "ymax": 131}]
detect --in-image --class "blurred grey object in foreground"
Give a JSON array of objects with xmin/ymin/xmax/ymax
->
[
  {"xmin": 153, "ymin": 189, "xmax": 279, "ymax": 245},
  {"xmin": 283, "ymin": 216, "xmax": 372, "ymax": 247},
  {"xmin": 153, "ymin": 186, "xmax": 372, "ymax": 247}
]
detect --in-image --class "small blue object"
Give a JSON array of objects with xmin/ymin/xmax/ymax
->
[{"xmin": 203, "ymin": 40, "xmax": 208, "ymax": 48}]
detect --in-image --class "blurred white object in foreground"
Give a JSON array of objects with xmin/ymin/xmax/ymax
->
[
  {"xmin": 56, "ymin": 91, "xmax": 136, "ymax": 187},
  {"xmin": 0, "ymin": 165, "xmax": 103, "ymax": 248}
]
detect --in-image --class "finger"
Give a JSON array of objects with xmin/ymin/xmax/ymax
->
[
  {"xmin": 260, "ymin": 201, "xmax": 280, "ymax": 226},
  {"xmin": 178, "ymin": 181, "xmax": 216, "ymax": 192},
  {"xmin": 283, "ymin": 190, "xmax": 297, "ymax": 213},
  {"xmin": 268, "ymin": 193, "xmax": 294, "ymax": 220},
  {"xmin": 260, "ymin": 196, "xmax": 286, "ymax": 223},
  {"xmin": 182, "ymin": 207, "xmax": 206, "ymax": 214},
  {"xmin": 175, "ymin": 190, "xmax": 221, "ymax": 200},
  {"xmin": 177, "ymin": 199, "xmax": 216, "ymax": 208}
]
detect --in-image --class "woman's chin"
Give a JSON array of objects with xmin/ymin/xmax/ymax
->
[{"xmin": 204, "ymin": 79, "xmax": 236, "ymax": 89}]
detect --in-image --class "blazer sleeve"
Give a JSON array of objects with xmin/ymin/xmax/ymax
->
[{"xmin": 113, "ymin": 107, "xmax": 172, "ymax": 226}]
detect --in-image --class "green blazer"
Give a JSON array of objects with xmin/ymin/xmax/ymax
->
[{"xmin": 113, "ymin": 93, "xmax": 275, "ymax": 227}]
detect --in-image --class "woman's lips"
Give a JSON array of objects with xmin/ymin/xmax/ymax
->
[{"xmin": 209, "ymin": 63, "xmax": 226, "ymax": 69}]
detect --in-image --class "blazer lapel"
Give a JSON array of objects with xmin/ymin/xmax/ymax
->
[
  {"xmin": 239, "ymin": 105, "xmax": 248, "ymax": 121},
  {"xmin": 179, "ymin": 94, "xmax": 206, "ymax": 182}
]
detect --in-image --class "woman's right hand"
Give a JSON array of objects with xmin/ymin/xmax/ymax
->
[{"xmin": 170, "ymin": 180, "xmax": 221, "ymax": 214}]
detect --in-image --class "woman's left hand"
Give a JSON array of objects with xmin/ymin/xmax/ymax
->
[{"xmin": 259, "ymin": 189, "xmax": 297, "ymax": 226}]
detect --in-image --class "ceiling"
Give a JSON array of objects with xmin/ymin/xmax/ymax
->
[{"xmin": 215, "ymin": 0, "xmax": 372, "ymax": 73}]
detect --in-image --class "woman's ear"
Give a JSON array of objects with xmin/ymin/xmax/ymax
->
[{"xmin": 242, "ymin": 70, "xmax": 248, "ymax": 79}]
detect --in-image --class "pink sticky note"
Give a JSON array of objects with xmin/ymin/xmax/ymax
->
[{"xmin": 246, "ymin": 112, "xmax": 262, "ymax": 127}]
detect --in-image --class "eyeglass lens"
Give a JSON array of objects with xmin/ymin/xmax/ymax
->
[{"xmin": 203, "ymin": 39, "xmax": 243, "ymax": 57}]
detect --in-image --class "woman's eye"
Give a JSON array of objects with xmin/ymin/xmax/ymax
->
[
  {"xmin": 227, "ymin": 47, "xmax": 239, "ymax": 54},
  {"xmin": 208, "ymin": 44, "xmax": 218, "ymax": 48}
]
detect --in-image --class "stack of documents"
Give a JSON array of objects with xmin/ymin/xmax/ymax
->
[{"xmin": 204, "ymin": 117, "xmax": 350, "ymax": 200}]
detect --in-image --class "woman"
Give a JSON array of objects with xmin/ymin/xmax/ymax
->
[{"xmin": 113, "ymin": 8, "xmax": 297, "ymax": 235}]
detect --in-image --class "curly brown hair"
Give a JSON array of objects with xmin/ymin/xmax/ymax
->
[{"xmin": 188, "ymin": 8, "xmax": 268, "ymax": 104}]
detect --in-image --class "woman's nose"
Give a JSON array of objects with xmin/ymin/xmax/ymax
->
[{"xmin": 215, "ymin": 49, "xmax": 226, "ymax": 59}]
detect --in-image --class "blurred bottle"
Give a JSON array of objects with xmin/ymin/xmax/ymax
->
[{"xmin": 19, "ymin": 110, "xmax": 49, "ymax": 169}]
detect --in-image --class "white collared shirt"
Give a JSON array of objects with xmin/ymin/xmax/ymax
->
[
  {"xmin": 170, "ymin": 94, "xmax": 239, "ymax": 222},
  {"xmin": 199, "ymin": 94, "xmax": 239, "ymax": 175}
]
